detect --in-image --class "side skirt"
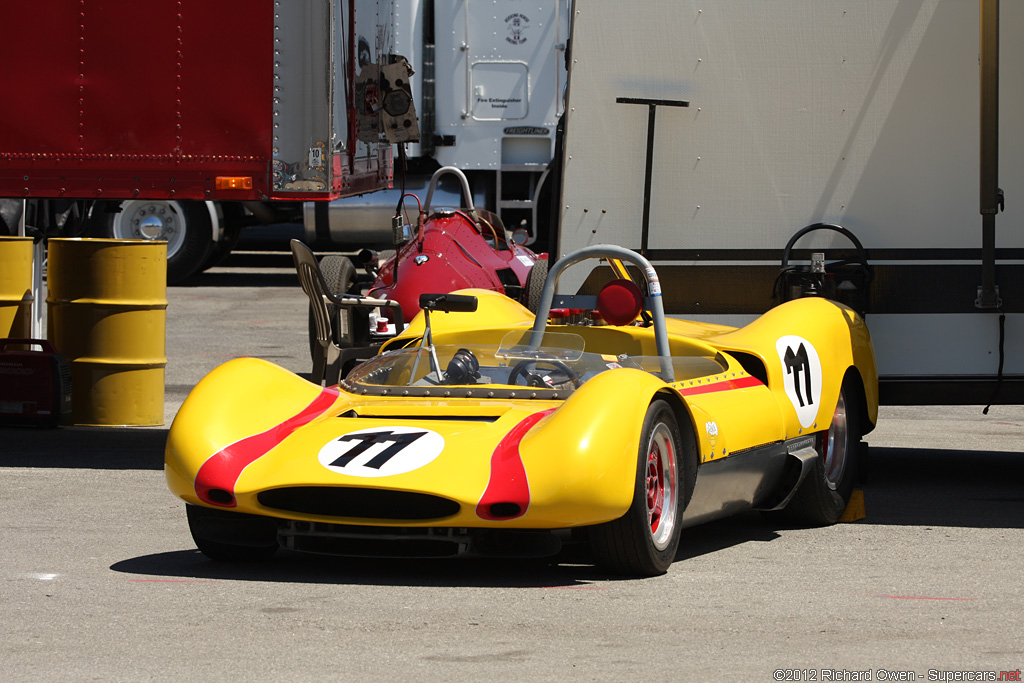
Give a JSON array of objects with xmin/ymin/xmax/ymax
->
[{"xmin": 681, "ymin": 435, "xmax": 818, "ymax": 528}]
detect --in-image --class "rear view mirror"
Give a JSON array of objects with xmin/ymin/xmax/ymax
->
[{"xmin": 419, "ymin": 293, "xmax": 478, "ymax": 313}]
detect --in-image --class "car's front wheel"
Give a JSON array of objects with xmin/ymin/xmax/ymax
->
[
  {"xmin": 186, "ymin": 504, "xmax": 279, "ymax": 562},
  {"xmin": 589, "ymin": 399, "xmax": 686, "ymax": 576}
]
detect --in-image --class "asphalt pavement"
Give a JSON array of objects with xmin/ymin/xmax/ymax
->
[{"xmin": 2, "ymin": 245, "xmax": 1023, "ymax": 681}]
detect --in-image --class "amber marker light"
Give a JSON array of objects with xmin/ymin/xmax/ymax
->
[{"xmin": 215, "ymin": 176, "xmax": 253, "ymax": 190}]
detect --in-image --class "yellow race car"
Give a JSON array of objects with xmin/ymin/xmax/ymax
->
[{"xmin": 166, "ymin": 245, "xmax": 878, "ymax": 576}]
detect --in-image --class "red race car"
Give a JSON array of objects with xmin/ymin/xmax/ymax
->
[
  {"xmin": 295, "ymin": 167, "xmax": 550, "ymax": 382},
  {"xmin": 367, "ymin": 166, "xmax": 548, "ymax": 320}
]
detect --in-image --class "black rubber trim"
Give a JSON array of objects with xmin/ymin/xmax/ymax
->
[
  {"xmin": 641, "ymin": 248, "xmax": 1024, "ymax": 262},
  {"xmin": 880, "ymin": 376, "xmax": 1024, "ymax": 405},
  {"xmin": 259, "ymin": 487, "xmax": 460, "ymax": 520},
  {"xmin": 579, "ymin": 263, "xmax": 1024, "ymax": 314},
  {"xmin": 340, "ymin": 379, "xmax": 568, "ymax": 400}
]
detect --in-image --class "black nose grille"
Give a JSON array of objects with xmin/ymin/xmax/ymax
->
[{"xmin": 257, "ymin": 487, "xmax": 460, "ymax": 521}]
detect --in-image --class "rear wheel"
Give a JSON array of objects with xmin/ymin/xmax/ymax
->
[
  {"xmin": 778, "ymin": 377, "xmax": 860, "ymax": 525},
  {"xmin": 101, "ymin": 199, "xmax": 213, "ymax": 284},
  {"xmin": 525, "ymin": 258, "xmax": 548, "ymax": 313},
  {"xmin": 201, "ymin": 203, "xmax": 244, "ymax": 269},
  {"xmin": 589, "ymin": 400, "xmax": 686, "ymax": 576},
  {"xmin": 307, "ymin": 254, "xmax": 356, "ymax": 360}
]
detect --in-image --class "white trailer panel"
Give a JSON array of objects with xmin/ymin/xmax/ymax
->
[
  {"xmin": 558, "ymin": 0, "xmax": 1023, "ymax": 402},
  {"xmin": 433, "ymin": 0, "xmax": 569, "ymax": 170}
]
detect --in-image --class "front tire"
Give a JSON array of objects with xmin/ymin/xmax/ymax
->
[
  {"xmin": 101, "ymin": 200, "xmax": 214, "ymax": 284},
  {"xmin": 589, "ymin": 400, "xmax": 686, "ymax": 576},
  {"xmin": 186, "ymin": 504, "xmax": 279, "ymax": 562},
  {"xmin": 778, "ymin": 377, "xmax": 861, "ymax": 525}
]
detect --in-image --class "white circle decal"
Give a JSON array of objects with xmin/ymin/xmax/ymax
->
[
  {"xmin": 318, "ymin": 426, "xmax": 445, "ymax": 478},
  {"xmin": 775, "ymin": 335, "xmax": 823, "ymax": 429}
]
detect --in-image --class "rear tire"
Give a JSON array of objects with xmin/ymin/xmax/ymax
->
[
  {"xmin": 525, "ymin": 258, "xmax": 548, "ymax": 313},
  {"xmin": 307, "ymin": 254, "xmax": 356, "ymax": 361},
  {"xmin": 589, "ymin": 400, "xmax": 686, "ymax": 576},
  {"xmin": 777, "ymin": 377, "xmax": 860, "ymax": 525}
]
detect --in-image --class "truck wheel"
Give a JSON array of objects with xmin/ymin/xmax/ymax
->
[
  {"xmin": 102, "ymin": 200, "xmax": 213, "ymax": 284},
  {"xmin": 201, "ymin": 202, "xmax": 244, "ymax": 270},
  {"xmin": 589, "ymin": 399, "xmax": 686, "ymax": 576}
]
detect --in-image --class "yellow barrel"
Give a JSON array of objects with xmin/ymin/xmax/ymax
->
[
  {"xmin": 0, "ymin": 236, "xmax": 33, "ymax": 339},
  {"xmin": 47, "ymin": 238, "xmax": 167, "ymax": 426}
]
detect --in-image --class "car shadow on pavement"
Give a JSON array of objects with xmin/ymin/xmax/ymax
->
[
  {"xmin": 667, "ymin": 445, "xmax": 1024, "ymax": 563},
  {"xmin": 111, "ymin": 549, "xmax": 619, "ymax": 588},
  {"xmin": 174, "ymin": 269, "xmax": 300, "ymax": 288},
  {"xmin": 22, "ymin": 440, "xmax": 1024, "ymax": 585},
  {"xmin": 677, "ymin": 513, "xmax": 781, "ymax": 561},
  {"xmin": 0, "ymin": 426, "xmax": 166, "ymax": 469},
  {"xmin": 849, "ymin": 446, "xmax": 1024, "ymax": 528}
]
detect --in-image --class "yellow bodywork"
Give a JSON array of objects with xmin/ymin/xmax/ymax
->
[{"xmin": 166, "ymin": 288, "xmax": 877, "ymax": 530}]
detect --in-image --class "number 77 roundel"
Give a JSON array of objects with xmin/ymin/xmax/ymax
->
[
  {"xmin": 318, "ymin": 426, "xmax": 446, "ymax": 478},
  {"xmin": 776, "ymin": 335, "xmax": 823, "ymax": 429}
]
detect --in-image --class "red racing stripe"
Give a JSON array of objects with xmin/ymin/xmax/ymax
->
[
  {"xmin": 194, "ymin": 387, "xmax": 340, "ymax": 507},
  {"xmin": 476, "ymin": 408, "xmax": 555, "ymax": 521},
  {"xmin": 678, "ymin": 375, "xmax": 762, "ymax": 396}
]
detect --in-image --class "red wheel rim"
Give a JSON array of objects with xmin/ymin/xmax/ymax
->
[
  {"xmin": 646, "ymin": 447, "xmax": 665, "ymax": 534},
  {"xmin": 644, "ymin": 422, "xmax": 678, "ymax": 550}
]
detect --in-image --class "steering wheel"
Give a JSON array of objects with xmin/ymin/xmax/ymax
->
[{"xmin": 508, "ymin": 358, "xmax": 581, "ymax": 389}]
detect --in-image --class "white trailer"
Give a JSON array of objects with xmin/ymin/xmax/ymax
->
[
  {"xmin": 306, "ymin": 0, "xmax": 570, "ymax": 248},
  {"xmin": 556, "ymin": 0, "xmax": 1022, "ymax": 404}
]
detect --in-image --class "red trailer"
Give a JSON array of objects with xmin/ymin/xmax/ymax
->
[{"xmin": 0, "ymin": 0, "xmax": 411, "ymax": 281}]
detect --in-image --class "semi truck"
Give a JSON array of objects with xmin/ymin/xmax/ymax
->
[
  {"xmin": 554, "ymin": 0, "xmax": 1021, "ymax": 404},
  {"xmin": 304, "ymin": 0, "xmax": 569, "ymax": 251},
  {"xmin": 0, "ymin": 0, "xmax": 407, "ymax": 282}
]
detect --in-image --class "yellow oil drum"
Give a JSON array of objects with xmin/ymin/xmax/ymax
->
[
  {"xmin": 47, "ymin": 238, "xmax": 167, "ymax": 426},
  {"xmin": 0, "ymin": 236, "xmax": 33, "ymax": 339}
]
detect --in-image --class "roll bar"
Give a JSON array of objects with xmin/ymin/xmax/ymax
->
[
  {"xmin": 423, "ymin": 166, "xmax": 475, "ymax": 214},
  {"xmin": 529, "ymin": 245, "xmax": 674, "ymax": 381}
]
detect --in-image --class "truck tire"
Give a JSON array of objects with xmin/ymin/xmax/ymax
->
[
  {"xmin": 101, "ymin": 200, "xmax": 214, "ymax": 284},
  {"xmin": 201, "ymin": 202, "xmax": 244, "ymax": 270}
]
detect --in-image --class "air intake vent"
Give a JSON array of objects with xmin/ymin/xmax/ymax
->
[{"xmin": 258, "ymin": 487, "xmax": 460, "ymax": 520}]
